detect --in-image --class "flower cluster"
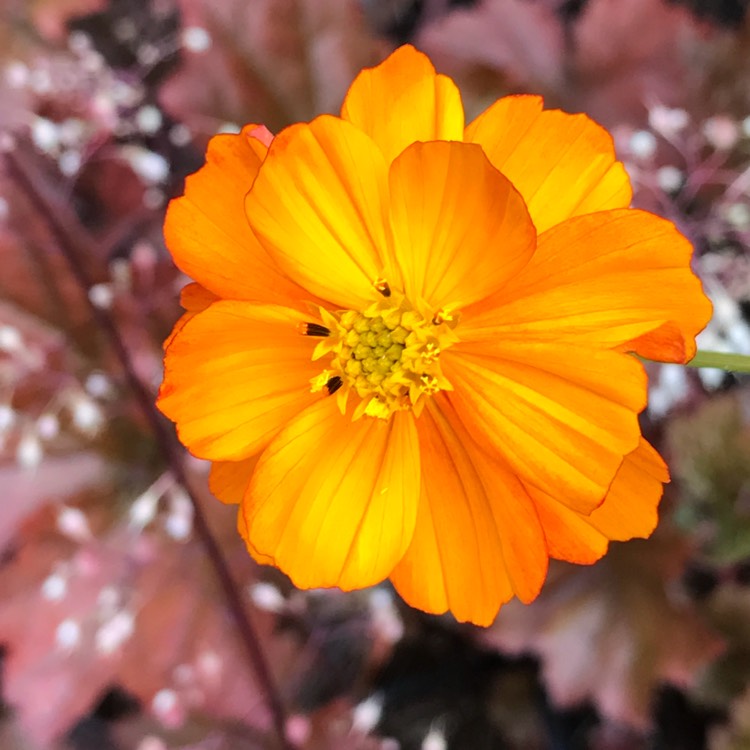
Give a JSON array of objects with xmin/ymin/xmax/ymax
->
[{"xmin": 158, "ymin": 45, "xmax": 711, "ymax": 625}]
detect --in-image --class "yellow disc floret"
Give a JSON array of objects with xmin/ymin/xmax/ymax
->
[{"xmin": 307, "ymin": 294, "xmax": 458, "ymax": 420}]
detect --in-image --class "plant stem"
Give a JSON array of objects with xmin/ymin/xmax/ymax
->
[
  {"xmin": 687, "ymin": 350, "xmax": 750, "ymax": 373},
  {"xmin": 4, "ymin": 148, "xmax": 293, "ymax": 750}
]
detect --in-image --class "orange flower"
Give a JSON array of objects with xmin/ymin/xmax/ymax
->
[{"xmin": 157, "ymin": 46, "xmax": 712, "ymax": 625}]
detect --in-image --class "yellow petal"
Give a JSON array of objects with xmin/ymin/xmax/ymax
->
[
  {"xmin": 388, "ymin": 141, "xmax": 535, "ymax": 311},
  {"xmin": 341, "ymin": 45, "xmax": 464, "ymax": 163},
  {"xmin": 461, "ymin": 209, "xmax": 712, "ymax": 363},
  {"xmin": 209, "ymin": 456, "xmax": 259, "ymax": 505},
  {"xmin": 245, "ymin": 116, "xmax": 393, "ymax": 310},
  {"xmin": 241, "ymin": 398, "xmax": 421, "ymax": 590},
  {"xmin": 164, "ymin": 124, "xmax": 308, "ymax": 307},
  {"xmin": 390, "ymin": 396, "xmax": 547, "ymax": 625},
  {"xmin": 441, "ymin": 342, "xmax": 646, "ymax": 513},
  {"xmin": 158, "ymin": 302, "xmax": 322, "ymax": 461},
  {"xmin": 466, "ymin": 95, "xmax": 631, "ymax": 233}
]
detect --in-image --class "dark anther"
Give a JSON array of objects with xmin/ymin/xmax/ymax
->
[
  {"xmin": 374, "ymin": 279, "xmax": 391, "ymax": 297},
  {"xmin": 326, "ymin": 375, "xmax": 343, "ymax": 395},
  {"xmin": 300, "ymin": 322, "xmax": 330, "ymax": 337}
]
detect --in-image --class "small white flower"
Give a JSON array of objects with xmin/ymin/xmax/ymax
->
[
  {"xmin": 71, "ymin": 396, "xmax": 104, "ymax": 435},
  {"xmin": 85, "ymin": 371, "xmax": 114, "ymax": 399},
  {"xmin": 168, "ymin": 123, "xmax": 191, "ymax": 147},
  {"xmin": 657, "ymin": 165, "xmax": 683, "ymax": 193},
  {"xmin": 59, "ymin": 150, "xmax": 82, "ymax": 177},
  {"xmin": 0, "ymin": 325, "xmax": 22, "ymax": 353},
  {"xmin": 136, "ymin": 736, "xmax": 167, "ymax": 750},
  {"xmin": 724, "ymin": 203, "xmax": 750, "ymax": 230},
  {"xmin": 216, "ymin": 122, "xmax": 241, "ymax": 135},
  {"xmin": 97, "ymin": 586, "xmax": 121, "ymax": 616},
  {"xmin": 164, "ymin": 488, "xmax": 193, "ymax": 541},
  {"xmin": 182, "ymin": 27, "xmax": 211, "ymax": 52},
  {"xmin": 0, "ymin": 404, "xmax": 16, "ymax": 432},
  {"xmin": 95, "ymin": 610, "xmax": 135, "ymax": 654},
  {"xmin": 648, "ymin": 105, "xmax": 689, "ymax": 137},
  {"xmin": 703, "ymin": 115, "xmax": 740, "ymax": 151},
  {"xmin": 31, "ymin": 117, "xmax": 60, "ymax": 153},
  {"xmin": 121, "ymin": 146, "xmax": 169, "ymax": 184},
  {"xmin": 422, "ymin": 726, "xmax": 447, "ymax": 750},
  {"xmin": 57, "ymin": 506, "xmax": 92, "ymax": 542},
  {"xmin": 151, "ymin": 688, "xmax": 178, "ymax": 718},
  {"xmin": 56, "ymin": 618, "xmax": 82, "ymax": 651},
  {"xmin": 88, "ymin": 283, "xmax": 114, "ymax": 309},
  {"xmin": 36, "ymin": 413, "xmax": 60, "ymax": 441},
  {"xmin": 17, "ymin": 433, "xmax": 43, "ymax": 470},
  {"xmin": 136, "ymin": 105, "xmax": 163, "ymax": 135},
  {"xmin": 4, "ymin": 61, "xmax": 29, "ymax": 89},
  {"xmin": 41, "ymin": 572, "xmax": 67, "ymax": 601},
  {"xmin": 629, "ymin": 130, "xmax": 657, "ymax": 160},
  {"xmin": 249, "ymin": 582, "xmax": 286, "ymax": 613},
  {"xmin": 143, "ymin": 187, "xmax": 165, "ymax": 210},
  {"xmin": 352, "ymin": 694, "xmax": 383, "ymax": 734}
]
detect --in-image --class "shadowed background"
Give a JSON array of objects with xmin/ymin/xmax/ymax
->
[{"xmin": 0, "ymin": 1, "xmax": 749, "ymax": 749}]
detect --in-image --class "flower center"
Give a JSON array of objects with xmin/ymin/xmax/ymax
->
[{"xmin": 305, "ymin": 295, "xmax": 458, "ymax": 420}]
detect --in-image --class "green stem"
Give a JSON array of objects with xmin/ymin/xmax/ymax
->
[{"xmin": 686, "ymin": 350, "xmax": 750, "ymax": 373}]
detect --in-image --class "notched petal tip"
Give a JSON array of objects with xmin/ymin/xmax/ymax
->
[
  {"xmin": 341, "ymin": 44, "xmax": 464, "ymax": 163},
  {"xmin": 244, "ymin": 123, "xmax": 274, "ymax": 148},
  {"xmin": 162, "ymin": 124, "xmax": 308, "ymax": 307},
  {"xmin": 466, "ymin": 96, "xmax": 632, "ymax": 232},
  {"xmin": 245, "ymin": 115, "xmax": 392, "ymax": 310}
]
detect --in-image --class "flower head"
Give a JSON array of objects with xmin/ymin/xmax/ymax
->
[{"xmin": 157, "ymin": 46, "xmax": 712, "ymax": 625}]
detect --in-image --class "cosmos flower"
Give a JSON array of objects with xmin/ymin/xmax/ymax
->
[{"xmin": 157, "ymin": 45, "xmax": 711, "ymax": 625}]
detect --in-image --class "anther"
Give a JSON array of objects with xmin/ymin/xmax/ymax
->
[
  {"xmin": 373, "ymin": 278, "xmax": 391, "ymax": 298},
  {"xmin": 326, "ymin": 375, "xmax": 343, "ymax": 395},
  {"xmin": 432, "ymin": 309, "xmax": 455, "ymax": 326},
  {"xmin": 299, "ymin": 322, "xmax": 330, "ymax": 337}
]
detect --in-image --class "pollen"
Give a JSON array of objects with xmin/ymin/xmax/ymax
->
[{"xmin": 310, "ymin": 296, "xmax": 457, "ymax": 419}]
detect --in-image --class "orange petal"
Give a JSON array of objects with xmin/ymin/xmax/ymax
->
[
  {"xmin": 180, "ymin": 282, "xmax": 218, "ymax": 312},
  {"xmin": 388, "ymin": 141, "xmax": 536, "ymax": 311},
  {"xmin": 390, "ymin": 396, "xmax": 547, "ymax": 625},
  {"xmin": 530, "ymin": 489, "xmax": 609, "ymax": 565},
  {"xmin": 525, "ymin": 438, "xmax": 667, "ymax": 564},
  {"xmin": 246, "ymin": 116, "xmax": 392, "ymax": 310},
  {"xmin": 461, "ymin": 209, "xmax": 712, "ymax": 363},
  {"xmin": 163, "ymin": 284, "xmax": 219, "ymax": 351},
  {"xmin": 441, "ymin": 342, "xmax": 646, "ymax": 513},
  {"xmin": 465, "ymin": 95, "xmax": 631, "ymax": 233},
  {"xmin": 241, "ymin": 398, "xmax": 421, "ymax": 590},
  {"xmin": 209, "ymin": 456, "xmax": 259, "ymax": 505},
  {"xmin": 216, "ymin": 458, "xmax": 278, "ymax": 567},
  {"xmin": 341, "ymin": 45, "xmax": 464, "ymax": 163},
  {"xmin": 158, "ymin": 301, "xmax": 322, "ymax": 461},
  {"xmin": 164, "ymin": 125, "xmax": 308, "ymax": 307},
  {"xmin": 237, "ymin": 506, "xmax": 275, "ymax": 566},
  {"xmin": 587, "ymin": 438, "xmax": 668, "ymax": 540}
]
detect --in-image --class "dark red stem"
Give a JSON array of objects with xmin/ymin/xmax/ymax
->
[{"xmin": 4, "ymin": 147, "xmax": 292, "ymax": 750}]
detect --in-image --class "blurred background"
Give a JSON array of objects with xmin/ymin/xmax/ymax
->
[{"xmin": 1, "ymin": 0, "xmax": 750, "ymax": 748}]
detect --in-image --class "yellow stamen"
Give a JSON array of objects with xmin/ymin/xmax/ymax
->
[{"xmin": 308, "ymin": 297, "xmax": 458, "ymax": 419}]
